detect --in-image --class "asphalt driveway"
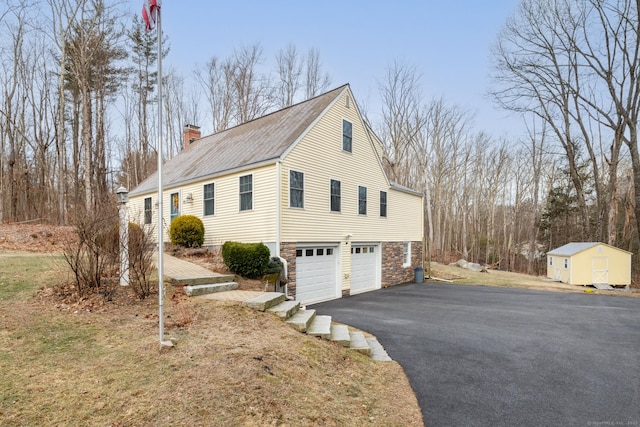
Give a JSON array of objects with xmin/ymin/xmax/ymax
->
[{"xmin": 313, "ymin": 283, "xmax": 640, "ymax": 426}]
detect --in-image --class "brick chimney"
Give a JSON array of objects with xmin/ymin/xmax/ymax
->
[{"xmin": 183, "ymin": 124, "xmax": 201, "ymax": 149}]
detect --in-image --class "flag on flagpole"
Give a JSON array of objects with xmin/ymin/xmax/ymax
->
[
  {"xmin": 142, "ymin": 0, "xmax": 160, "ymax": 30},
  {"xmin": 140, "ymin": 0, "xmax": 168, "ymax": 346}
]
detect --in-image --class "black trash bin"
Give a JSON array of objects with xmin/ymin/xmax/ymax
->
[{"xmin": 414, "ymin": 267, "xmax": 424, "ymax": 284}]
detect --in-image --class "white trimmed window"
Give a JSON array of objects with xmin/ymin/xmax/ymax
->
[
  {"xmin": 239, "ymin": 174, "xmax": 253, "ymax": 211},
  {"xmin": 403, "ymin": 242, "xmax": 411, "ymax": 267},
  {"xmin": 330, "ymin": 179, "xmax": 341, "ymax": 212},
  {"xmin": 289, "ymin": 170, "xmax": 304, "ymax": 208},
  {"xmin": 203, "ymin": 183, "xmax": 215, "ymax": 216},
  {"xmin": 358, "ymin": 185, "xmax": 367, "ymax": 215},
  {"xmin": 342, "ymin": 119, "xmax": 352, "ymax": 152},
  {"xmin": 144, "ymin": 197, "xmax": 152, "ymax": 224},
  {"xmin": 380, "ymin": 191, "xmax": 387, "ymax": 217}
]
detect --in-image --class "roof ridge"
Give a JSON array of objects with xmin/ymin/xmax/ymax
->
[{"xmin": 202, "ymin": 84, "xmax": 349, "ymax": 140}]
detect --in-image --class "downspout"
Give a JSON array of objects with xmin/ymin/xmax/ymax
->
[
  {"xmin": 275, "ymin": 160, "xmax": 289, "ymax": 298},
  {"xmin": 276, "ymin": 160, "xmax": 281, "ymax": 257}
]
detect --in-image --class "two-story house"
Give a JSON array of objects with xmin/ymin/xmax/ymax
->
[{"xmin": 128, "ymin": 84, "xmax": 423, "ymax": 304}]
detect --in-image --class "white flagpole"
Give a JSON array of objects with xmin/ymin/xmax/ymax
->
[{"xmin": 156, "ymin": 6, "xmax": 166, "ymax": 346}]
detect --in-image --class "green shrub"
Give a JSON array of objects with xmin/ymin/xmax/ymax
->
[
  {"xmin": 170, "ymin": 215, "xmax": 205, "ymax": 248},
  {"xmin": 221, "ymin": 241, "xmax": 270, "ymax": 279},
  {"xmin": 266, "ymin": 257, "xmax": 282, "ymax": 275}
]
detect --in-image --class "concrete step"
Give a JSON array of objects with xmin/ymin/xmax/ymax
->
[
  {"xmin": 171, "ymin": 274, "xmax": 235, "ymax": 286},
  {"xmin": 349, "ymin": 331, "xmax": 371, "ymax": 356},
  {"xmin": 267, "ymin": 300, "xmax": 300, "ymax": 319},
  {"xmin": 285, "ymin": 309, "xmax": 316, "ymax": 332},
  {"xmin": 244, "ymin": 292, "xmax": 286, "ymax": 312},
  {"xmin": 307, "ymin": 315, "xmax": 332, "ymax": 339},
  {"xmin": 330, "ymin": 324, "xmax": 351, "ymax": 347},
  {"xmin": 366, "ymin": 337, "xmax": 392, "ymax": 361},
  {"xmin": 184, "ymin": 282, "xmax": 238, "ymax": 296}
]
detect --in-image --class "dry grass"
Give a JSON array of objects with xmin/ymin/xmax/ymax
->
[
  {"xmin": 0, "ymin": 251, "xmax": 423, "ymax": 426},
  {"xmin": 426, "ymin": 261, "xmax": 640, "ymax": 297}
]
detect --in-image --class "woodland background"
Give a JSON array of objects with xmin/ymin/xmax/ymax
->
[{"xmin": 2, "ymin": 0, "xmax": 640, "ymax": 279}]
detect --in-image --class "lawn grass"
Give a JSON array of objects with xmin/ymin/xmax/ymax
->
[
  {"xmin": 0, "ymin": 252, "xmax": 66, "ymax": 300},
  {"xmin": 0, "ymin": 252, "xmax": 423, "ymax": 426}
]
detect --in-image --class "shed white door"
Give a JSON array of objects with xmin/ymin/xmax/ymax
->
[
  {"xmin": 554, "ymin": 268, "xmax": 562, "ymax": 281},
  {"xmin": 592, "ymin": 257, "xmax": 608, "ymax": 284},
  {"xmin": 351, "ymin": 244, "xmax": 380, "ymax": 294},
  {"xmin": 295, "ymin": 246, "xmax": 338, "ymax": 304}
]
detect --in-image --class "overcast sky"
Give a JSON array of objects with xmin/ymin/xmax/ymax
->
[{"xmin": 131, "ymin": 0, "xmax": 524, "ymax": 139}]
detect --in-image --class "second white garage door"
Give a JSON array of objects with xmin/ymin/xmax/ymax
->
[
  {"xmin": 295, "ymin": 246, "xmax": 338, "ymax": 305},
  {"xmin": 350, "ymin": 244, "xmax": 380, "ymax": 294}
]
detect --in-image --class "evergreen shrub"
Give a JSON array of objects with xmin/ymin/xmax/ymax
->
[
  {"xmin": 221, "ymin": 241, "xmax": 270, "ymax": 278},
  {"xmin": 169, "ymin": 215, "xmax": 205, "ymax": 248}
]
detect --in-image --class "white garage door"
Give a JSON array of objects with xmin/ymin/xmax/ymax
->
[
  {"xmin": 295, "ymin": 246, "xmax": 338, "ymax": 304},
  {"xmin": 351, "ymin": 244, "xmax": 380, "ymax": 294}
]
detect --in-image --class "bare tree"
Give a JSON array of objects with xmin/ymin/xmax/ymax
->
[
  {"xmin": 275, "ymin": 43, "xmax": 303, "ymax": 108},
  {"xmin": 64, "ymin": 0, "xmax": 126, "ymax": 210},
  {"xmin": 194, "ymin": 56, "xmax": 235, "ymax": 133},
  {"xmin": 164, "ymin": 68, "xmax": 200, "ymax": 157},
  {"xmin": 48, "ymin": 0, "xmax": 87, "ymax": 224},
  {"xmin": 524, "ymin": 118, "xmax": 548, "ymax": 274},
  {"xmin": 491, "ymin": 0, "xmax": 596, "ymax": 241},
  {"xmin": 230, "ymin": 43, "xmax": 273, "ymax": 123},
  {"xmin": 305, "ymin": 47, "xmax": 331, "ymax": 99},
  {"xmin": 492, "ymin": 0, "xmax": 640, "ymax": 256},
  {"xmin": 377, "ymin": 60, "xmax": 425, "ymax": 187}
]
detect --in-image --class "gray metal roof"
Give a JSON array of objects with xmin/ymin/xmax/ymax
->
[
  {"xmin": 547, "ymin": 242, "xmax": 600, "ymax": 256},
  {"xmin": 131, "ymin": 85, "xmax": 348, "ymax": 196}
]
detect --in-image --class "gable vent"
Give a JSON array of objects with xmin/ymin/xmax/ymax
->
[{"xmin": 346, "ymin": 95, "xmax": 350, "ymax": 109}]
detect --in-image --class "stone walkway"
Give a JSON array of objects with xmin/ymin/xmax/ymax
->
[
  {"xmin": 197, "ymin": 290, "xmax": 263, "ymax": 302},
  {"xmin": 155, "ymin": 252, "xmax": 259, "ymax": 302},
  {"xmin": 154, "ymin": 252, "xmax": 226, "ymax": 281}
]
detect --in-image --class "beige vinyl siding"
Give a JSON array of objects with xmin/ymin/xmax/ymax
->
[
  {"xmin": 128, "ymin": 194, "xmax": 157, "ymax": 237},
  {"xmin": 128, "ymin": 164, "xmax": 278, "ymax": 246},
  {"xmin": 281, "ymin": 90, "xmax": 422, "ymax": 243},
  {"xmin": 547, "ymin": 243, "xmax": 631, "ymax": 285},
  {"xmin": 341, "ymin": 241, "xmax": 352, "ymax": 291},
  {"xmin": 569, "ymin": 246, "xmax": 631, "ymax": 285}
]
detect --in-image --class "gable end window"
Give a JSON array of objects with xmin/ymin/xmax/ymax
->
[
  {"xmin": 144, "ymin": 197, "xmax": 152, "ymax": 224},
  {"xmin": 380, "ymin": 191, "xmax": 387, "ymax": 217},
  {"xmin": 289, "ymin": 170, "xmax": 304, "ymax": 208},
  {"xmin": 358, "ymin": 186, "xmax": 367, "ymax": 215},
  {"xmin": 330, "ymin": 179, "xmax": 341, "ymax": 212},
  {"xmin": 564, "ymin": 258, "xmax": 568, "ymax": 269},
  {"xmin": 239, "ymin": 174, "xmax": 253, "ymax": 211},
  {"xmin": 204, "ymin": 183, "xmax": 215, "ymax": 216},
  {"xmin": 342, "ymin": 119, "xmax": 352, "ymax": 152}
]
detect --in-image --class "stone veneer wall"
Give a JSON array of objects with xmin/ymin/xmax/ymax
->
[
  {"xmin": 381, "ymin": 241, "xmax": 423, "ymax": 287},
  {"xmin": 280, "ymin": 242, "xmax": 298, "ymax": 299},
  {"xmin": 280, "ymin": 240, "xmax": 423, "ymax": 300}
]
